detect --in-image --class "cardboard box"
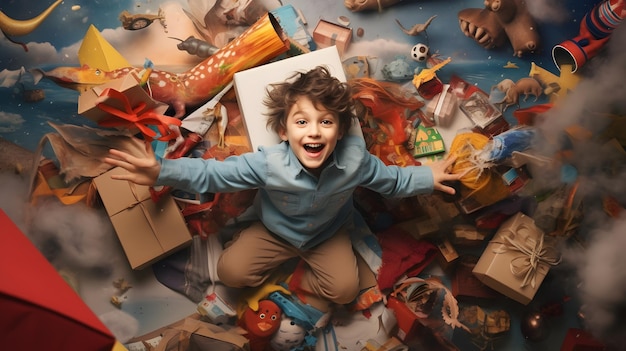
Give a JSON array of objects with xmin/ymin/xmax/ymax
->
[
  {"xmin": 197, "ymin": 292, "xmax": 236, "ymax": 325},
  {"xmin": 0, "ymin": 209, "xmax": 116, "ymax": 350},
  {"xmin": 233, "ymin": 46, "xmax": 362, "ymax": 150},
  {"xmin": 270, "ymin": 4, "xmax": 314, "ymax": 49},
  {"xmin": 435, "ymin": 238, "xmax": 459, "ymax": 271},
  {"xmin": 394, "ymin": 193, "xmax": 459, "ymax": 239},
  {"xmin": 94, "ymin": 167, "xmax": 192, "ymax": 270},
  {"xmin": 472, "ymin": 212, "xmax": 560, "ymax": 305},
  {"xmin": 312, "ymin": 19, "xmax": 352, "ymax": 56},
  {"xmin": 425, "ymin": 84, "xmax": 458, "ymax": 128},
  {"xmin": 451, "ymin": 256, "xmax": 501, "ymax": 301},
  {"xmin": 78, "ymin": 71, "xmax": 169, "ymax": 124}
]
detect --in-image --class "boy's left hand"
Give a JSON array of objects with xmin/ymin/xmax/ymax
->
[{"xmin": 430, "ymin": 156, "xmax": 461, "ymax": 195}]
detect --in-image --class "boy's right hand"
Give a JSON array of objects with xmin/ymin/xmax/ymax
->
[{"xmin": 103, "ymin": 142, "xmax": 160, "ymax": 186}]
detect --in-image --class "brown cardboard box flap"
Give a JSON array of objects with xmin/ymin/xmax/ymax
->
[
  {"xmin": 94, "ymin": 167, "xmax": 192, "ymax": 270},
  {"xmin": 472, "ymin": 212, "xmax": 560, "ymax": 305}
]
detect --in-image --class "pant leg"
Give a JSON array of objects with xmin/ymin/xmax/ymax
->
[
  {"xmin": 217, "ymin": 221, "xmax": 297, "ymax": 288},
  {"xmin": 298, "ymin": 227, "xmax": 360, "ymax": 305}
]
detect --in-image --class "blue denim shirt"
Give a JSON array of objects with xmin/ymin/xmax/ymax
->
[{"xmin": 157, "ymin": 135, "xmax": 434, "ymax": 250}]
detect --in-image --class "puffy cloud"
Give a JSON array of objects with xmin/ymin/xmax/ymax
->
[
  {"xmin": 526, "ymin": 0, "xmax": 571, "ymax": 23},
  {"xmin": 0, "ymin": 111, "xmax": 25, "ymax": 132},
  {"xmin": 539, "ymin": 20, "xmax": 626, "ymax": 347}
]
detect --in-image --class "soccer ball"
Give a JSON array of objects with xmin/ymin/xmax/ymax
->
[{"xmin": 411, "ymin": 43, "xmax": 429, "ymax": 62}]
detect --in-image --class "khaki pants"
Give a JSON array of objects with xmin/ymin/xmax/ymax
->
[{"xmin": 217, "ymin": 221, "xmax": 362, "ymax": 306}]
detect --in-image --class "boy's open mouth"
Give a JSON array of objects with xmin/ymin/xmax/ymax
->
[{"xmin": 304, "ymin": 143, "xmax": 324, "ymax": 153}]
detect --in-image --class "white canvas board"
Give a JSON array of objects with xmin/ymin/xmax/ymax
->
[{"xmin": 234, "ymin": 46, "xmax": 362, "ymax": 150}]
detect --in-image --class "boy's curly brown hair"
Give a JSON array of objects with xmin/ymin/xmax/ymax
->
[{"xmin": 264, "ymin": 66, "xmax": 355, "ymax": 137}]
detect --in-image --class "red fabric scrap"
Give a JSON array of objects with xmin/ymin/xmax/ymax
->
[{"xmin": 376, "ymin": 226, "xmax": 436, "ymax": 291}]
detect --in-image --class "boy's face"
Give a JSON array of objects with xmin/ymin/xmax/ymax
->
[{"xmin": 279, "ymin": 95, "xmax": 343, "ymax": 173}]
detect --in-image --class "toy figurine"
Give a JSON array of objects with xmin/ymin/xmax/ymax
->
[
  {"xmin": 31, "ymin": 13, "xmax": 289, "ymax": 119},
  {"xmin": 239, "ymin": 299, "xmax": 283, "ymax": 351},
  {"xmin": 495, "ymin": 77, "xmax": 543, "ymax": 112},
  {"xmin": 395, "ymin": 15, "xmax": 437, "ymax": 38},
  {"xmin": 169, "ymin": 36, "xmax": 219, "ymax": 58},
  {"xmin": 458, "ymin": 0, "xmax": 540, "ymax": 57},
  {"xmin": 269, "ymin": 315, "xmax": 307, "ymax": 351}
]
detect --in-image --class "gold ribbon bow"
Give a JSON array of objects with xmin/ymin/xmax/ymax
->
[
  {"xmin": 493, "ymin": 224, "xmax": 561, "ymax": 289},
  {"xmin": 95, "ymin": 87, "xmax": 181, "ymax": 141}
]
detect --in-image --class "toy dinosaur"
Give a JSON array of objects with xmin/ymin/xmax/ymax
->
[{"xmin": 31, "ymin": 13, "xmax": 289, "ymax": 119}]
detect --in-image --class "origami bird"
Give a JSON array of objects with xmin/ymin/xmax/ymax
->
[{"xmin": 395, "ymin": 15, "xmax": 437, "ymax": 37}]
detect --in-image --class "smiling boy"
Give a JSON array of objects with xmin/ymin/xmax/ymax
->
[{"xmin": 104, "ymin": 66, "xmax": 460, "ymax": 314}]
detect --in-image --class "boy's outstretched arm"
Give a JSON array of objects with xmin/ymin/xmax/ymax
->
[
  {"xmin": 103, "ymin": 142, "xmax": 161, "ymax": 186},
  {"xmin": 429, "ymin": 156, "xmax": 461, "ymax": 195}
]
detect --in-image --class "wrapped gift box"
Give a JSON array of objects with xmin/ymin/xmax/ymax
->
[
  {"xmin": 0, "ymin": 209, "xmax": 116, "ymax": 350},
  {"xmin": 78, "ymin": 71, "xmax": 168, "ymax": 124},
  {"xmin": 472, "ymin": 212, "xmax": 560, "ymax": 305},
  {"xmin": 93, "ymin": 167, "xmax": 192, "ymax": 270}
]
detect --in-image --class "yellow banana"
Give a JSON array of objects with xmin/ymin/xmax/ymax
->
[{"xmin": 0, "ymin": 0, "xmax": 62, "ymax": 36}]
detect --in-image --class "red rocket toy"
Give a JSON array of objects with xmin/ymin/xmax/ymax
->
[{"xmin": 552, "ymin": 0, "xmax": 625, "ymax": 72}]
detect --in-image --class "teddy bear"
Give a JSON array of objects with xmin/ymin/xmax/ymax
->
[{"xmin": 458, "ymin": 0, "xmax": 540, "ymax": 57}]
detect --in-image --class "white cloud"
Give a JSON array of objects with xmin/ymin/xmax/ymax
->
[
  {"xmin": 541, "ymin": 21, "xmax": 626, "ymax": 347},
  {"xmin": 0, "ymin": 111, "xmax": 25, "ymax": 132},
  {"xmin": 526, "ymin": 0, "xmax": 570, "ymax": 23}
]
